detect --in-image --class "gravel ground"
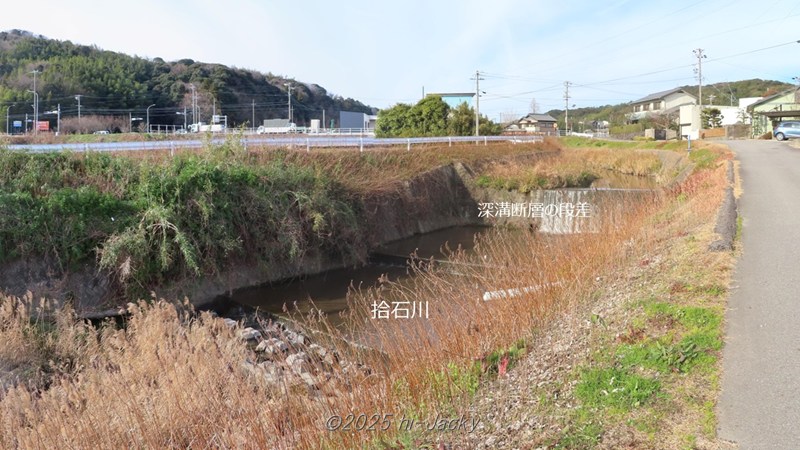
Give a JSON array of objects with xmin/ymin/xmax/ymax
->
[{"xmin": 457, "ymin": 256, "xmax": 661, "ymax": 449}]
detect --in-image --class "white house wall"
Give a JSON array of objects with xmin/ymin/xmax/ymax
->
[{"xmin": 665, "ymin": 92, "xmax": 697, "ymax": 110}]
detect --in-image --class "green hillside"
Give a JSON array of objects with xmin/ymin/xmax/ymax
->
[
  {"xmin": 546, "ymin": 79, "xmax": 793, "ymax": 130},
  {"xmin": 0, "ymin": 30, "xmax": 374, "ymax": 132}
]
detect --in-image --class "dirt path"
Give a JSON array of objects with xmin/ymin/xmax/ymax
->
[{"xmin": 718, "ymin": 140, "xmax": 800, "ymax": 449}]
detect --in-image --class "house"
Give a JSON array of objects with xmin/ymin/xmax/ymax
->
[
  {"xmin": 628, "ymin": 88, "xmax": 697, "ymax": 123},
  {"xmin": 747, "ymin": 87, "xmax": 800, "ymax": 137},
  {"xmin": 514, "ymin": 113, "xmax": 558, "ymax": 135}
]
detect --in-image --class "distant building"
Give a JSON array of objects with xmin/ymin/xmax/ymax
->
[
  {"xmin": 339, "ymin": 111, "xmax": 378, "ymax": 130},
  {"xmin": 747, "ymin": 87, "xmax": 800, "ymax": 137},
  {"xmin": 510, "ymin": 113, "xmax": 558, "ymax": 135},
  {"xmin": 679, "ymin": 97, "xmax": 765, "ymax": 139},
  {"xmin": 426, "ymin": 93, "xmax": 475, "ymax": 109},
  {"xmin": 629, "ymin": 88, "xmax": 697, "ymax": 123}
]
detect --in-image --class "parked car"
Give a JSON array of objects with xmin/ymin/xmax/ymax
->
[
  {"xmin": 773, "ymin": 121, "xmax": 800, "ymax": 141},
  {"xmin": 93, "ymin": 130, "xmax": 109, "ymax": 135}
]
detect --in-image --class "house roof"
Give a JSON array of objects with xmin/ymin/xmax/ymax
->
[
  {"xmin": 632, "ymin": 88, "xmax": 696, "ymax": 104},
  {"xmin": 747, "ymin": 87, "xmax": 799, "ymax": 111},
  {"xmin": 520, "ymin": 113, "xmax": 557, "ymax": 122}
]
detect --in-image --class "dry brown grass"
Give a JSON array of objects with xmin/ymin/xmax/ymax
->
[
  {"xmin": 0, "ymin": 142, "xmax": 731, "ymax": 449},
  {"xmin": 478, "ymin": 144, "xmax": 669, "ymax": 192},
  {"xmin": 92, "ymin": 140, "xmax": 554, "ymax": 194}
]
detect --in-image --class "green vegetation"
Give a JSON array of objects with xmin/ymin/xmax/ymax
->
[
  {"xmin": 560, "ymin": 136, "xmax": 683, "ymax": 151},
  {"xmin": 376, "ymin": 96, "xmax": 502, "ymax": 137},
  {"xmin": 689, "ymin": 147, "xmax": 720, "ymax": 169},
  {"xmin": 575, "ymin": 367, "xmax": 662, "ymax": 411},
  {"xmin": 0, "ymin": 30, "xmax": 373, "ymax": 133},
  {"xmin": 616, "ymin": 302, "xmax": 723, "ymax": 374},
  {"xmin": 429, "ymin": 362, "xmax": 482, "ymax": 404},
  {"xmin": 0, "ymin": 139, "xmax": 555, "ymax": 296},
  {"xmin": 0, "ymin": 141, "xmax": 364, "ymax": 295},
  {"xmin": 476, "ymin": 170, "xmax": 597, "ymax": 192},
  {"xmin": 701, "ymin": 108, "xmax": 723, "ymax": 128}
]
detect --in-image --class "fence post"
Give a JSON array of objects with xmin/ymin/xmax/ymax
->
[
  {"xmin": 359, "ymin": 137, "xmax": 363, "ymax": 152},
  {"xmin": 484, "ymin": 136, "xmax": 488, "ymax": 146},
  {"xmin": 306, "ymin": 138, "xmax": 310, "ymax": 153},
  {"xmin": 449, "ymin": 137, "xmax": 452, "ymax": 147},
  {"xmin": 407, "ymin": 138, "xmax": 411, "ymax": 151},
  {"xmin": 170, "ymin": 141, "xmax": 175, "ymax": 157}
]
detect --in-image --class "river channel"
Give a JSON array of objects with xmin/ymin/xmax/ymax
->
[
  {"xmin": 229, "ymin": 225, "xmax": 493, "ymax": 325},
  {"xmin": 227, "ymin": 169, "xmax": 661, "ymax": 326}
]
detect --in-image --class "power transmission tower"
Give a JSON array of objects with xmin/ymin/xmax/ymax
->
[
  {"xmin": 471, "ymin": 70, "xmax": 484, "ymax": 136},
  {"xmin": 564, "ymin": 81, "xmax": 572, "ymax": 135},
  {"xmin": 693, "ymin": 49, "xmax": 707, "ymax": 109}
]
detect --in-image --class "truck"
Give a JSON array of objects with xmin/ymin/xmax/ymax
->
[
  {"xmin": 256, "ymin": 118, "xmax": 297, "ymax": 134},
  {"xmin": 188, "ymin": 122, "xmax": 226, "ymax": 133}
]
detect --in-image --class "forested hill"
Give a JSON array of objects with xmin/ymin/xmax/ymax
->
[{"xmin": 0, "ymin": 30, "xmax": 374, "ymax": 131}]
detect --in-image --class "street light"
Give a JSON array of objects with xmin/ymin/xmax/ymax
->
[
  {"xmin": 5, "ymin": 104, "xmax": 12, "ymax": 135},
  {"xmin": 146, "ymin": 104, "xmax": 156, "ymax": 133}
]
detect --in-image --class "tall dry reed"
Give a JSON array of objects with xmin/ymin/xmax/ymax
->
[{"xmin": 0, "ymin": 144, "xmax": 730, "ymax": 449}]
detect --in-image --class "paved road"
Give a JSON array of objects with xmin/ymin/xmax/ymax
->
[{"xmin": 718, "ymin": 140, "xmax": 800, "ymax": 449}]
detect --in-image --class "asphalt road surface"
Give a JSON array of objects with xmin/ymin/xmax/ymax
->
[{"xmin": 718, "ymin": 139, "xmax": 800, "ymax": 449}]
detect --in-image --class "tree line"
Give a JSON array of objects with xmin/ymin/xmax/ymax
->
[
  {"xmin": 376, "ymin": 96, "xmax": 502, "ymax": 137},
  {"xmin": 0, "ymin": 30, "xmax": 374, "ymax": 132}
]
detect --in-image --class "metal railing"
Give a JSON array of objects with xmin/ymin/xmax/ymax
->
[{"xmin": 5, "ymin": 134, "xmax": 544, "ymax": 154}]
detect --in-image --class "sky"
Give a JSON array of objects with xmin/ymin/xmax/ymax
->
[{"xmin": 2, "ymin": 0, "xmax": 799, "ymax": 121}]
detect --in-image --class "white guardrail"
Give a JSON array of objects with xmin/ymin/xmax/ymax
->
[{"xmin": 4, "ymin": 135, "xmax": 544, "ymax": 153}]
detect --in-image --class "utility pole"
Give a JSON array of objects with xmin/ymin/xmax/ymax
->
[
  {"xmin": 285, "ymin": 83, "xmax": 293, "ymax": 123},
  {"xmin": 57, "ymin": 104, "xmax": 60, "ymax": 135},
  {"xmin": 30, "ymin": 69, "xmax": 40, "ymax": 134},
  {"xmin": 75, "ymin": 95, "xmax": 82, "ymax": 132},
  {"xmin": 564, "ymin": 81, "xmax": 572, "ymax": 135},
  {"xmin": 189, "ymin": 84, "xmax": 197, "ymax": 126},
  {"xmin": 251, "ymin": 99, "xmax": 255, "ymax": 131},
  {"xmin": 471, "ymin": 70, "xmax": 484, "ymax": 136},
  {"xmin": 693, "ymin": 49, "xmax": 707, "ymax": 109},
  {"xmin": 5, "ymin": 104, "xmax": 10, "ymax": 135}
]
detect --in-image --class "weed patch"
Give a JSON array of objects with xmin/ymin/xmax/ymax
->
[{"xmin": 575, "ymin": 367, "xmax": 661, "ymax": 411}]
